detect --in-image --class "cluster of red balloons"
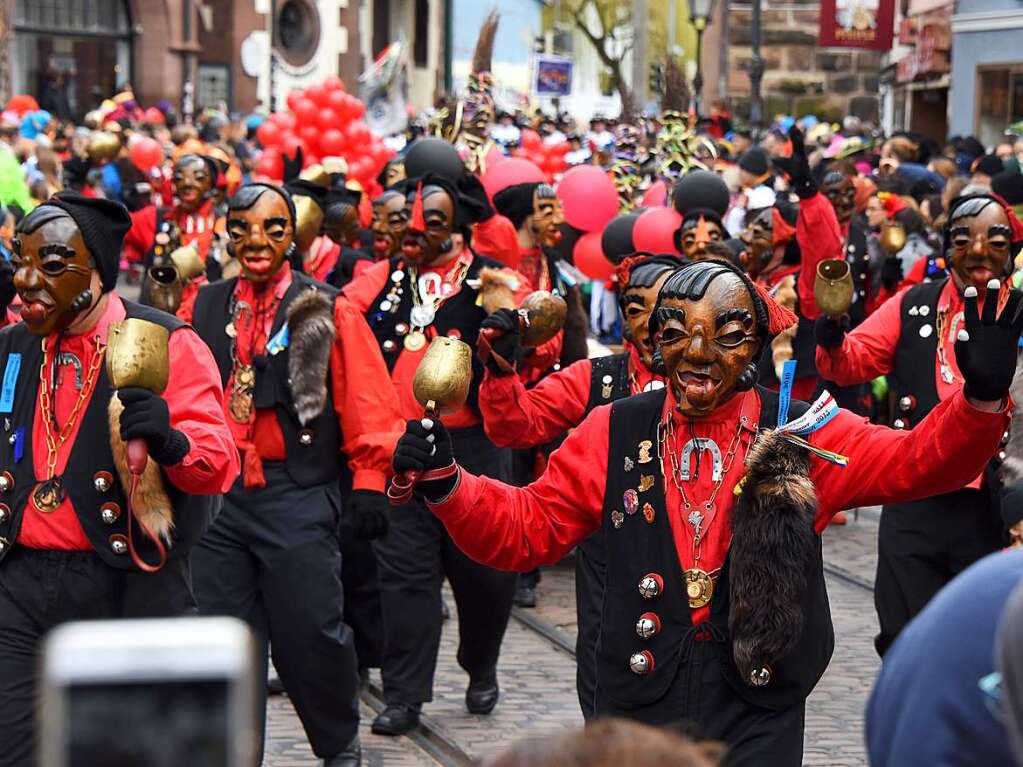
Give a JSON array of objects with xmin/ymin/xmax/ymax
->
[
  {"xmin": 254, "ymin": 75, "xmax": 393, "ymax": 195},
  {"xmin": 511, "ymin": 130, "xmax": 570, "ymax": 180},
  {"xmin": 557, "ymin": 165, "xmax": 621, "ymax": 281}
]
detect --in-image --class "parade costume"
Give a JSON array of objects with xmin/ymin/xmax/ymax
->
[
  {"xmin": 478, "ymin": 253, "xmax": 679, "ymax": 715},
  {"xmin": 0, "ymin": 193, "xmax": 238, "ymax": 766},
  {"xmin": 393, "ymin": 258, "xmax": 1017, "ymax": 766},
  {"xmin": 190, "ymin": 183, "xmax": 402, "ymax": 765},
  {"xmin": 344, "ymin": 175, "xmax": 530, "ymax": 734},
  {"xmin": 816, "ymin": 193, "xmax": 1023, "ymax": 654}
]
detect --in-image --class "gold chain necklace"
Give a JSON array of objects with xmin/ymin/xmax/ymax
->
[
  {"xmin": 657, "ymin": 412, "xmax": 752, "ymax": 608},
  {"xmin": 35, "ymin": 336, "xmax": 107, "ymax": 512}
]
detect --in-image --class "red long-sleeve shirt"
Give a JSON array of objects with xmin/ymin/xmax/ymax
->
[
  {"xmin": 429, "ymin": 385, "xmax": 1009, "ymax": 624},
  {"xmin": 344, "ymin": 254, "xmax": 535, "ymax": 428},
  {"xmin": 307, "ymin": 236, "xmax": 341, "ymax": 283},
  {"xmin": 124, "ymin": 200, "xmax": 220, "ymax": 263},
  {"xmin": 471, "ymin": 214, "xmax": 521, "ymax": 269},
  {"xmin": 479, "ymin": 344, "xmax": 663, "ymax": 448},
  {"xmin": 19, "ymin": 293, "xmax": 240, "ymax": 550},
  {"xmin": 224, "ymin": 263, "xmax": 402, "ymax": 492},
  {"xmin": 795, "ymin": 192, "xmax": 844, "ymax": 322}
]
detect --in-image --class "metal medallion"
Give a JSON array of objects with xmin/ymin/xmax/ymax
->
[
  {"xmin": 611, "ymin": 510, "xmax": 624, "ymax": 529},
  {"xmin": 623, "ymin": 489, "xmax": 639, "ymax": 515},
  {"xmin": 410, "ymin": 304, "xmax": 436, "ymax": 328},
  {"xmin": 33, "ymin": 478, "xmax": 65, "ymax": 513},
  {"xmin": 638, "ymin": 474, "xmax": 655, "ymax": 493},
  {"xmin": 404, "ymin": 331, "xmax": 427, "ymax": 352},
  {"xmin": 684, "ymin": 568, "xmax": 714, "ymax": 609},
  {"xmin": 624, "ymin": 456, "xmax": 635, "ymax": 472},
  {"xmin": 642, "ymin": 502, "xmax": 655, "ymax": 524},
  {"xmin": 637, "ymin": 440, "xmax": 654, "ymax": 464}
]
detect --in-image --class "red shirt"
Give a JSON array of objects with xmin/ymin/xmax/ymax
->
[
  {"xmin": 307, "ymin": 236, "xmax": 341, "ymax": 283},
  {"xmin": 794, "ymin": 192, "xmax": 844, "ymax": 322},
  {"xmin": 428, "ymin": 386, "xmax": 1008, "ymax": 624},
  {"xmin": 124, "ymin": 200, "xmax": 220, "ymax": 264},
  {"xmin": 471, "ymin": 214, "xmax": 520, "ymax": 269},
  {"xmin": 344, "ymin": 252, "xmax": 533, "ymax": 429},
  {"xmin": 224, "ymin": 263, "xmax": 402, "ymax": 492},
  {"xmin": 479, "ymin": 344, "xmax": 664, "ymax": 449},
  {"xmin": 19, "ymin": 293, "xmax": 240, "ymax": 550}
]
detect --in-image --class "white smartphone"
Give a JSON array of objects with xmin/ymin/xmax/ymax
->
[{"xmin": 39, "ymin": 617, "xmax": 259, "ymax": 767}]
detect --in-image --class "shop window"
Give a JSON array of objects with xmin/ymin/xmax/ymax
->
[{"xmin": 976, "ymin": 66, "xmax": 1023, "ymax": 148}]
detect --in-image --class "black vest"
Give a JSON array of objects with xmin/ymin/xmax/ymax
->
[
  {"xmin": 890, "ymin": 278, "xmax": 946, "ymax": 428},
  {"xmin": 366, "ymin": 252, "xmax": 499, "ymax": 418},
  {"xmin": 846, "ymin": 214, "xmax": 871, "ymax": 327},
  {"xmin": 191, "ymin": 271, "xmax": 343, "ymax": 487},
  {"xmin": 0, "ymin": 302, "xmax": 216, "ymax": 568},
  {"xmin": 586, "ymin": 353, "xmax": 632, "ymax": 413},
  {"xmin": 595, "ymin": 387, "xmax": 834, "ymax": 712}
]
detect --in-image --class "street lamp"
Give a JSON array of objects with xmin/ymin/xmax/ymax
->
[{"xmin": 690, "ymin": 0, "xmax": 716, "ymax": 116}]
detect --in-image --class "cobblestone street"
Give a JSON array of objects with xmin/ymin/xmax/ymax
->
[{"xmin": 265, "ymin": 512, "xmax": 884, "ymax": 765}]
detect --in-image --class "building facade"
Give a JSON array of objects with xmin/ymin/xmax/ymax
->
[{"xmin": 950, "ymin": 0, "xmax": 1023, "ymax": 146}]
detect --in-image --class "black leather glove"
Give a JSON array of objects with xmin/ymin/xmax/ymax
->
[
  {"xmin": 480, "ymin": 308, "xmax": 522, "ymax": 376},
  {"xmin": 457, "ymin": 174, "xmax": 496, "ymax": 222},
  {"xmin": 788, "ymin": 127, "xmax": 817, "ymax": 200},
  {"xmin": 282, "ymin": 146, "xmax": 304, "ymax": 184},
  {"xmin": 955, "ymin": 281, "xmax": 1023, "ymax": 403},
  {"xmin": 347, "ymin": 489, "xmax": 390, "ymax": 539},
  {"xmin": 0, "ymin": 258, "xmax": 15, "ymax": 315},
  {"xmin": 881, "ymin": 257, "xmax": 903, "ymax": 291},
  {"xmin": 117, "ymin": 387, "xmax": 190, "ymax": 466},
  {"xmin": 393, "ymin": 418, "xmax": 457, "ymax": 501},
  {"xmin": 815, "ymin": 314, "xmax": 849, "ymax": 350}
]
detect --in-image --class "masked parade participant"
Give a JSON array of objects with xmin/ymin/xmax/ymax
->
[
  {"xmin": 391, "ymin": 256, "xmax": 1018, "ymax": 766},
  {"xmin": 820, "ymin": 170, "xmax": 880, "ymax": 324},
  {"xmin": 188, "ymin": 182, "xmax": 403, "ymax": 766},
  {"xmin": 0, "ymin": 192, "xmax": 239, "ymax": 766},
  {"xmin": 815, "ymin": 193, "xmax": 1023, "ymax": 655},
  {"xmin": 124, "ymin": 153, "xmax": 223, "ymax": 266},
  {"xmin": 489, "ymin": 182, "xmax": 565, "ymax": 292},
  {"xmin": 343, "ymin": 173, "xmax": 532, "ymax": 735},
  {"xmin": 321, "ymin": 188, "xmax": 374, "ymax": 288},
  {"xmin": 478, "ymin": 252, "xmax": 680, "ymax": 715},
  {"xmin": 672, "ymin": 171, "xmax": 730, "ymax": 262}
]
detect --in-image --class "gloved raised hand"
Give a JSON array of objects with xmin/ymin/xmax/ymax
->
[
  {"xmin": 282, "ymin": 146, "xmax": 304, "ymax": 184},
  {"xmin": 881, "ymin": 257, "xmax": 904, "ymax": 291},
  {"xmin": 0, "ymin": 257, "xmax": 15, "ymax": 315},
  {"xmin": 814, "ymin": 314, "xmax": 849, "ymax": 350},
  {"xmin": 954, "ymin": 279, "xmax": 1023, "ymax": 403},
  {"xmin": 392, "ymin": 418, "xmax": 457, "ymax": 502},
  {"xmin": 117, "ymin": 387, "xmax": 190, "ymax": 465},
  {"xmin": 479, "ymin": 308, "xmax": 522, "ymax": 376},
  {"xmin": 347, "ymin": 489, "xmax": 390, "ymax": 539},
  {"xmin": 788, "ymin": 126, "xmax": 817, "ymax": 200}
]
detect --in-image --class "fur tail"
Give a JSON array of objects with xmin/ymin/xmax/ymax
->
[
  {"xmin": 729, "ymin": 429, "xmax": 817, "ymax": 683},
  {"xmin": 287, "ymin": 288, "xmax": 336, "ymax": 426}
]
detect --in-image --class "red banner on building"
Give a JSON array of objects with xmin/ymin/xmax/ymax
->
[{"xmin": 819, "ymin": 0, "xmax": 896, "ymax": 50}]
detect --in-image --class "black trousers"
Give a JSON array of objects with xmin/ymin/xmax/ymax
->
[
  {"xmin": 192, "ymin": 464, "xmax": 360, "ymax": 759},
  {"xmin": 875, "ymin": 487, "xmax": 1002, "ymax": 655},
  {"xmin": 0, "ymin": 547, "xmax": 195, "ymax": 767},
  {"xmin": 595, "ymin": 639, "xmax": 805, "ymax": 767},
  {"xmin": 374, "ymin": 426, "xmax": 517, "ymax": 704},
  {"xmin": 340, "ymin": 516, "xmax": 384, "ymax": 671}
]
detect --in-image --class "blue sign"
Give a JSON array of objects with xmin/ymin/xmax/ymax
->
[{"xmin": 535, "ymin": 56, "xmax": 573, "ymax": 97}]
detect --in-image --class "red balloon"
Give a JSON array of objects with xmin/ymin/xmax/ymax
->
[
  {"xmin": 256, "ymin": 120, "xmax": 282, "ymax": 148},
  {"xmin": 319, "ymin": 128, "xmax": 345, "ymax": 156},
  {"xmin": 280, "ymin": 135, "xmax": 307, "ymax": 162},
  {"xmin": 322, "ymin": 74, "xmax": 345, "ymax": 92},
  {"xmin": 574, "ymin": 231, "xmax": 614, "ymax": 281},
  {"xmin": 558, "ymin": 166, "xmax": 619, "ymax": 232},
  {"xmin": 142, "ymin": 107, "xmax": 165, "ymax": 125},
  {"xmin": 326, "ymin": 89, "xmax": 348, "ymax": 115},
  {"xmin": 641, "ymin": 180, "xmax": 668, "ymax": 208},
  {"xmin": 632, "ymin": 207, "xmax": 683, "ymax": 254},
  {"xmin": 293, "ymin": 98, "xmax": 318, "ymax": 127},
  {"xmin": 481, "ymin": 158, "xmax": 545, "ymax": 202},
  {"xmin": 256, "ymin": 151, "xmax": 283, "ymax": 180},
  {"xmin": 318, "ymin": 108, "xmax": 341, "ymax": 130},
  {"xmin": 129, "ymin": 137, "xmax": 163, "ymax": 174},
  {"xmin": 298, "ymin": 125, "xmax": 320, "ymax": 147},
  {"xmin": 521, "ymin": 129, "xmax": 542, "ymax": 150},
  {"xmin": 286, "ymin": 90, "xmax": 304, "ymax": 112},
  {"xmin": 350, "ymin": 99, "xmax": 366, "ymax": 120},
  {"xmin": 307, "ymin": 84, "xmax": 329, "ymax": 107}
]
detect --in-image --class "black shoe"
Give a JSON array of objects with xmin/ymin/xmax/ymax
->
[
  {"xmin": 322, "ymin": 736, "xmax": 362, "ymax": 766},
  {"xmin": 371, "ymin": 703, "xmax": 421, "ymax": 735},
  {"xmin": 268, "ymin": 675, "xmax": 286, "ymax": 696},
  {"xmin": 514, "ymin": 585, "xmax": 536, "ymax": 608},
  {"xmin": 466, "ymin": 676, "xmax": 499, "ymax": 715}
]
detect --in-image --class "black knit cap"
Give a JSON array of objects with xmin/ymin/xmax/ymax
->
[
  {"xmin": 493, "ymin": 182, "xmax": 540, "ymax": 230},
  {"xmin": 738, "ymin": 147, "xmax": 770, "ymax": 176},
  {"xmin": 993, "ymin": 171, "xmax": 1023, "ymax": 206},
  {"xmin": 36, "ymin": 191, "xmax": 131, "ymax": 293},
  {"xmin": 975, "ymin": 153, "xmax": 1006, "ymax": 178}
]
